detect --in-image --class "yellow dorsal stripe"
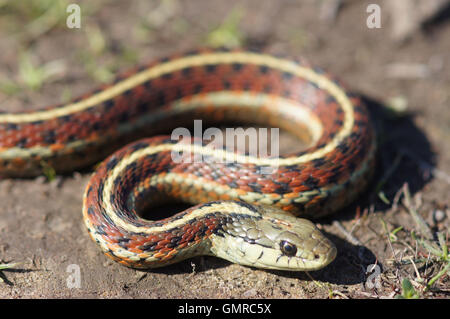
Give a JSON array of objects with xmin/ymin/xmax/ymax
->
[{"xmin": 0, "ymin": 52, "xmax": 353, "ymax": 131}]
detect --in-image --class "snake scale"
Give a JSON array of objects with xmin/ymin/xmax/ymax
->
[{"xmin": 0, "ymin": 48, "xmax": 376, "ymax": 271}]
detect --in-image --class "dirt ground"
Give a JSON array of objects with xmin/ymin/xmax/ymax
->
[{"xmin": 0, "ymin": 0, "xmax": 449, "ymax": 299}]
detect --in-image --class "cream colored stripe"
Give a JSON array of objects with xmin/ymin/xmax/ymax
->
[
  {"xmin": 0, "ymin": 92, "xmax": 322, "ymax": 159},
  {"xmin": 171, "ymin": 91, "xmax": 324, "ymax": 143},
  {"xmin": 101, "ymin": 141, "xmax": 374, "ymax": 235},
  {"xmin": 110, "ymin": 198, "xmax": 260, "ymax": 234},
  {"xmin": 0, "ymin": 52, "xmax": 353, "ymax": 130}
]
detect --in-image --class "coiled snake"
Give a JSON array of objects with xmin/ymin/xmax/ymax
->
[{"xmin": 0, "ymin": 49, "xmax": 376, "ymax": 271}]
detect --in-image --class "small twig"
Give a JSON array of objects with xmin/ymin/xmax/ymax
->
[
  {"xmin": 304, "ymin": 271, "xmax": 325, "ymax": 289},
  {"xmin": 380, "ymin": 218, "xmax": 399, "ymax": 264},
  {"xmin": 390, "ymin": 186, "xmax": 404, "ymax": 212},
  {"xmin": 333, "ymin": 220, "xmax": 362, "ymax": 246},
  {"xmin": 402, "ymin": 184, "xmax": 433, "ymax": 240},
  {"xmin": 319, "ymin": 0, "xmax": 342, "ymax": 23},
  {"xmin": 408, "ymin": 257, "xmax": 423, "ymax": 283},
  {"xmin": 385, "ymin": 63, "xmax": 430, "ymax": 79},
  {"xmin": 0, "ymin": 261, "xmax": 22, "ymax": 285},
  {"xmin": 330, "ymin": 290, "xmax": 349, "ymax": 299},
  {"xmin": 0, "ymin": 262, "xmax": 21, "ymax": 270},
  {"xmin": 348, "ymin": 215, "xmax": 362, "ymax": 237}
]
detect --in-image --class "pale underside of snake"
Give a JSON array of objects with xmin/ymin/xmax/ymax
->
[{"xmin": 0, "ymin": 49, "xmax": 376, "ymax": 271}]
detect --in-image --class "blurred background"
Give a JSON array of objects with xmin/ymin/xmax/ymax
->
[{"xmin": 0, "ymin": 0, "xmax": 448, "ymax": 298}]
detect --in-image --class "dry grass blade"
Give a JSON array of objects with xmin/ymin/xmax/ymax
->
[{"xmin": 401, "ymin": 184, "xmax": 433, "ymax": 240}]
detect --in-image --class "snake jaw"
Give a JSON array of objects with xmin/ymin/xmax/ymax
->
[
  {"xmin": 209, "ymin": 204, "xmax": 337, "ymax": 271},
  {"xmin": 254, "ymin": 218, "xmax": 337, "ymax": 271},
  {"xmin": 257, "ymin": 206, "xmax": 337, "ymax": 270}
]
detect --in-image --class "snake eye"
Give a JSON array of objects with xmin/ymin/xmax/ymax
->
[{"xmin": 280, "ymin": 240, "xmax": 297, "ymax": 256}]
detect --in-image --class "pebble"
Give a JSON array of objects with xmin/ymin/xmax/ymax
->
[
  {"xmin": 34, "ymin": 176, "xmax": 46, "ymax": 184},
  {"xmin": 243, "ymin": 288, "xmax": 257, "ymax": 297},
  {"xmin": 432, "ymin": 209, "xmax": 447, "ymax": 224}
]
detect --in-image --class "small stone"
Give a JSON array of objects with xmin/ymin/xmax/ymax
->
[
  {"xmin": 432, "ymin": 209, "xmax": 447, "ymax": 224},
  {"xmin": 34, "ymin": 176, "xmax": 46, "ymax": 184},
  {"xmin": 243, "ymin": 288, "xmax": 257, "ymax": 297}
]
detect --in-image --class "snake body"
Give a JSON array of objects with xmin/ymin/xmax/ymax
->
[{"xmin": 0, "ymin": 49, "xmax": 376, "ymax": 271}]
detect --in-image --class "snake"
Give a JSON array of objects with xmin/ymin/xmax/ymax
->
[{"xmin": 0, "ymin": 48, "xmax": 376, "ymax": 271}]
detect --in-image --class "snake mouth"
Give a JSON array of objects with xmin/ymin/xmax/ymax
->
[
  {"xmin": 241, "ymin": 246, "xmax": 336, "ymax": 272},
  {"xmin": 307, "ymin": 240, "xmax": 337, "ymax": 270},
  {"xmin": 272, "ymin": 238, "xmax": 337, "ymax": 271},
  {"xmin": 221, "ymin": 232, "xmax": 338, "ymax": 271},
  {"xmin": 206, "ymin": 205, "xmax": 340, "ymax": 271}
]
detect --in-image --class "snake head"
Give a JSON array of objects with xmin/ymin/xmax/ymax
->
[{"xmin": 211, "ymin": 204, "xmax": 337, "ymax": 271}]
